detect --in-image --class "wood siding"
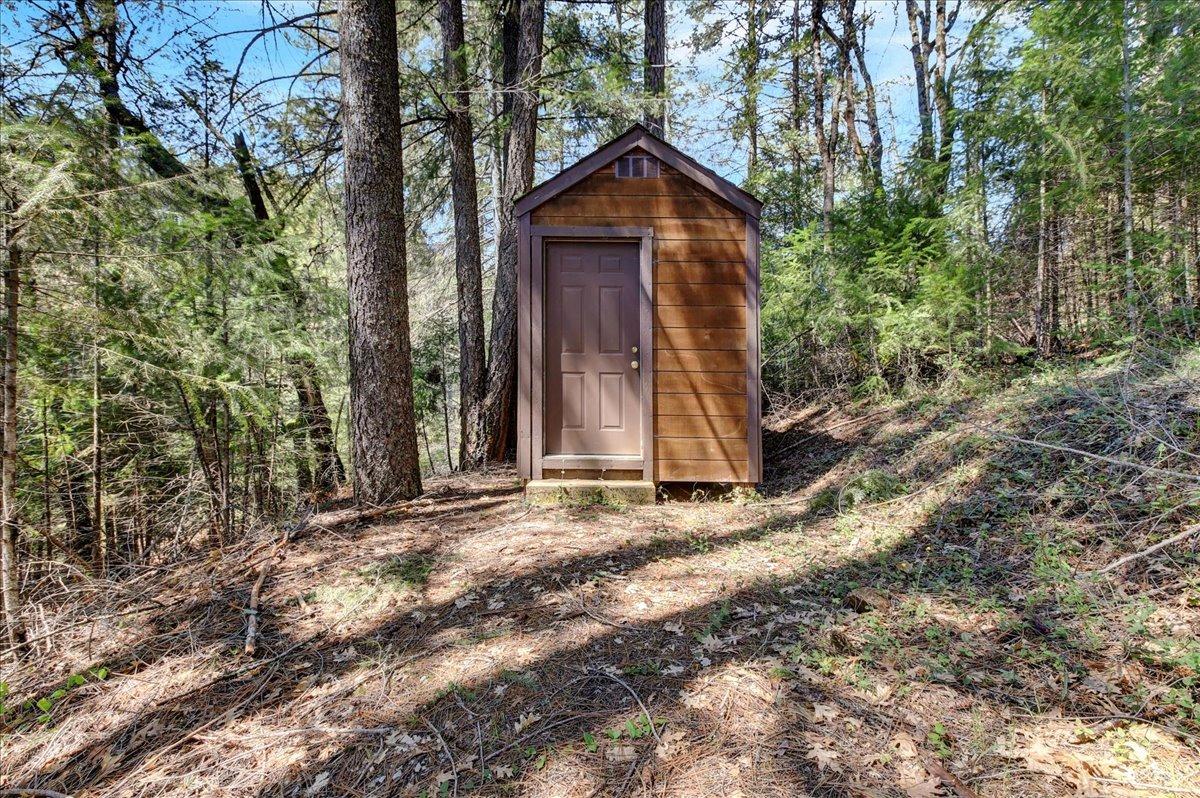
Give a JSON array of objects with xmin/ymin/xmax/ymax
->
[{"xmin": 531, "ymin": 152, "xmax": 752, "ymax": 483}]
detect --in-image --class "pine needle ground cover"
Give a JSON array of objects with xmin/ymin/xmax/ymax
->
[{"xmin": 3, "ymin": 348, "xmax": 1199, "ymax": 797}]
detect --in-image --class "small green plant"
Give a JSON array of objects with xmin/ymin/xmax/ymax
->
[
  {"xmin": 693, "ymin": 599, "xmax": 731, "ymax": 642},
  {"xmin": 359, "ymin": 554, "xmax": 435, "ymax": 589},
  {"xmin": 603, "ymin": 713, "xmax": 663, "ymax": 741},
  {"xmin": 926, "ymin": 721, "xmax": 952, "ymax": 758},
  {"xmin": 837, "ymin": 469, "xmax": 908, "ymax": 510},
  {"xmin": 685, "ymin": 532, "xmax": 713, "ymax": 554},
  {"xmin": 582, "ymin": 731, "xmax": 598, "ymax": 752}
]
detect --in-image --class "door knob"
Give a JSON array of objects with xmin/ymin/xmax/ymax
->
[{"xmin": 631, "ymin": 360, "xmax": 639, "ymax": 369}]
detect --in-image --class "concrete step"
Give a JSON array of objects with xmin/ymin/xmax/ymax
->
[{"xmin": 525, "ymin": 479, "xmax": 656, "ymax": 506}]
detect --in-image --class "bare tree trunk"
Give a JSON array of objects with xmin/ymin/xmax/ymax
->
[
  {"xmin": 91, "ymin": 240, "xmax": 104, "ymax": 574},
  {"xmin": 1, "ymin": 228, "xmax": 24, "ymax": 650},
  {"xmin": 1121, "ymin": 0, "xmax": 1138, "ymax": 329},
  {"xmin": 438, "ymin": 0, "xmax": 487, "ymax": 467},
  {"xmin": 340, "ymin": 0, "xmax": 422, "ymax": 503},
  {"xmin": 812, "ymin": 0, "xmax": 836, "ymax": 254},
  {"xmin": 745, "ymin": 0, "xmax": 760, "ymax": 173},
  {"xmin": 1035, "ymin": 160, "xmax": 1051, "ymax": 356},
  {"xmin": 439, "ymin": 342, "xmax": 455, "ymax": 472},
  {"xmin": 849, "ymin": 8, "xmax": 883, "ymax": 186},
  {"xmin": 643, "ymin": 0, "xmax": 666, "ymax": 136},
  {"xmin": 905, "ymin": 0, "xmax": 934, "ymax": 162},
  {"xmin": 930, "ymin": 0, "xmax": 956, "ymax": 193},
  {"xmin": 478, "ymin": 0, "xmax": 544, "ymax": 464},
  {"xmin": 790, "ymin": 0, "xmax": 802, "ymax": 179}
]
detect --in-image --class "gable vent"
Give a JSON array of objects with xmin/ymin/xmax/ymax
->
[{"xmin": 615, "ymin": 155, "xmax": 660, "ymax": 179}]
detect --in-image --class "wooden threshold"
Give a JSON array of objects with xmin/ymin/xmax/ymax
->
[{"xmin": 541, "ymin": 454, "xmax": 644, "ymax": 471}]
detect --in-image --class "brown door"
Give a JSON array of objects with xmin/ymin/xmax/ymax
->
[{"xmin": 545, "ymin": 240, "xmax": 642, "ymax": 456}]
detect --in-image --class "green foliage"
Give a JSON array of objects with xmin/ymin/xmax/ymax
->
[{"xmin": 358, "ymin": 554, "xmax": 436, "ymax": 589}]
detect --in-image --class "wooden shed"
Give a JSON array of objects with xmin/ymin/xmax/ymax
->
[{"xmin": 515, "ymin": 124, "xmax": 762, "ymax": 490}]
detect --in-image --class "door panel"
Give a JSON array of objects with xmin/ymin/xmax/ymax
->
[{"xmin": 545, "ymin": 240, "xmax": 642, "ymax": 456}]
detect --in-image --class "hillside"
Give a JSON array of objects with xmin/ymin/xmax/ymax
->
[{"xmin": 3, "ymin": 348, "xmax": 1199, "ymax": 798}]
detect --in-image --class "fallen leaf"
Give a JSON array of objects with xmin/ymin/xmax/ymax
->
[
  {"xmin": 605, "ymin": 742, "xmax": 637, "ymax": 762},
  {"xmin": 804, "ymin": 735, "xmax": 841, "ymax": 772},
  {"xmin": 902, "ymin": 776, "xmax": 940, "ymax": 798},
  {"xmin": 513, "ymin": 712, "xmax": 541, "ymax": 733},
  {"xmin": 655, "ymin": 728, "xmax": 689, "ymax": 759}
]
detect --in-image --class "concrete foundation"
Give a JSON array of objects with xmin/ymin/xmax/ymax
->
[{"xmin": 525, "ymin": 479, "xmax": 656, "ymax": 506}]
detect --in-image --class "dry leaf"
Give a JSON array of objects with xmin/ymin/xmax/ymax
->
[
  {"xmin": 804, "ymin": 735, "xmax": 841, "ymax": 772},
  {"xmin": 513, "ymin": 712, "xmax": 541, "ymax": 733},
  {"xmin": 605, "ymin": 742, "xmax": 637, "ymax": 762},
  {"xmin": 655, "ymin": 728, "xmax": 689, "ymax": 759},
  {"xmin": 891, "ymin": 731, "xmax": 920, "ymax": 759},
  {"xmin": 902, "ymin": 776, "xmax": 941, "ymax": 798}
]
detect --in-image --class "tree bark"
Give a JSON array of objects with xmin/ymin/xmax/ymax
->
[
  {"xmin": 744, "ymin": 0, "xmax": 760, "ymax": 174},
  {"xmin": 930, "ymin": 0, "xmax": 956, "ymax": 194},
  {"xmin": 1121, "ymin": 0, "xmax": 1138, "ymax": 329},
  {"xmin": 848, "ymin": 5, "xmax": 883, "ymax": 185},
  {"xmin": 905, "ymin": 0, "xmax": 934, "ymax": 163},
  {"xmin": 1, "ymin": 225, "xmax": 24, "ymax": 650},
  {"xmin": 438, "ymin": 0, "xmax": 487, "ymax": 466},
  {"xmin": 643, "ymin": 0, "xmax": 666, "ymax": 136},
  {"xmin": 811, "ymin": 0, "xmax": 836, "ymax": 254},
  {"xmin": 477, "ymin": 0, "xmax": 544, "ymax": 464},
  {"xmin": 339, "ymin": 0, "xmax": 422, "ymax": 503},
  {"xmin": 294, "ymin": 359, "xmax": 344, "ymax": 495}
]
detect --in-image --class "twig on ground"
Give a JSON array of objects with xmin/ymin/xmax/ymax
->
[
  {"xmin": 423, "ymin": 717, "xmax": 459, "ymax": 798},
  {"xmin": 1091, "ymin": 523, "xmax": 1200, "ymax": 575},
  {"xmin": 586, "ymin": 669, "xmax": 662, "ymax": 745}
]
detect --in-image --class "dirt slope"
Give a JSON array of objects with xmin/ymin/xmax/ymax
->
[{"xmin": 4, "ymin": 351, "xmax": 1200, "ymax": 797}]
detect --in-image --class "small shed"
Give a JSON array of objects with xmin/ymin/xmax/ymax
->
[{"xmin": 515, "ymin": 124, "xmax": 762, "ymax": 488}]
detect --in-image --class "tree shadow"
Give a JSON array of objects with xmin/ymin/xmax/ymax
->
[{"xmin": 9, "ymin": 357, "xmax": 1199, "ymax": 796}]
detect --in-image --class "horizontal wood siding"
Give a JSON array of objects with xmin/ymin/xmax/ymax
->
[{"xmin": 533, "ymin": 150, "xmax": 750, "ymax": 483}]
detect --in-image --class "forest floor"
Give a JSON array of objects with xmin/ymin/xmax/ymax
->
[{"xmin": 4, "ymin": 348, "xmax": 1200, "ymax": 798}]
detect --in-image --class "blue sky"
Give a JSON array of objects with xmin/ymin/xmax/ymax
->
[{"xmin": 3, "ymin": 0, "xmax": 1022, "ymax": 185}]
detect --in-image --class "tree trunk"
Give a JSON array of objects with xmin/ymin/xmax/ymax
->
[
  {"xmin": 294, "ymin": 360, "xmax": 344, "ymax": 496},
  {"xmin": 849, "ymin": 8, "xmax": 883, "ymax": 186},
  {"xmin": 930, "ymin": 0, "xmax": 955, "ymax": 193},
  {"xmin": 905, "ymin": 0, "xmax": 934, "ymax": 163},
  {"xmin": 91, "ymin": 240, "xmax": 104, "ymax": 574},
  {"xmin": 643, "ymin": 0, "xmax": 666, "ymax": 136},
  {"xmin": 1121, "ymin": 0, "xmax": 1138, "ymax": 329},
  {"xmin": 811, "ymin": 0, "xmax": 836, "ymax": 254},
  {"xmin": 744, "ymin": 0, "xmax": 760, "ymax": 174},
  {"xmin": 790, "ymin": 0, "xmax": 802, "ymax": 182},
  {"xmin": 1, "ymin": 228, "xmax": 24, "ymax": 650},
  {"xmin": 439, "ymin": 0, "xmax": 488, "ymax": 468},
  {"xmin": 339, "ymin": 0, "xmax": 422, "ymax": 504},
  {"xmin": 477, "ymin": 0, "xmax": 544, "ymax": 465}
]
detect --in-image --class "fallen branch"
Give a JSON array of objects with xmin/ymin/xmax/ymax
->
[
  {"xmin": 1092, "ymin": 524, "xmax": 1200, "ymax": 575},
  {"xmin": 243, "ymin": 563, "xmax": 270, "ymax": 656},
  {"xmin": 307, "ymin": 499, "xmax": 419, "ymax": 531},
  {"xmin": 975, "ymin": 426, "xmax": 1200, "ymax": 485}
]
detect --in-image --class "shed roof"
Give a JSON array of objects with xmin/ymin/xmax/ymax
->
[{"xmin": 514, "ymin": 123, "xmax": 762, "ymax": 220}]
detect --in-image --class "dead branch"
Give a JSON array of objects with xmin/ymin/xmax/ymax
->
[
  {"xmin": 1092, "ymin": 523, "xmax": 1200, "ymax": 576},
  {"xmin": 307, "ymin": 499, "xmax": 420, "ymax": 531}
]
